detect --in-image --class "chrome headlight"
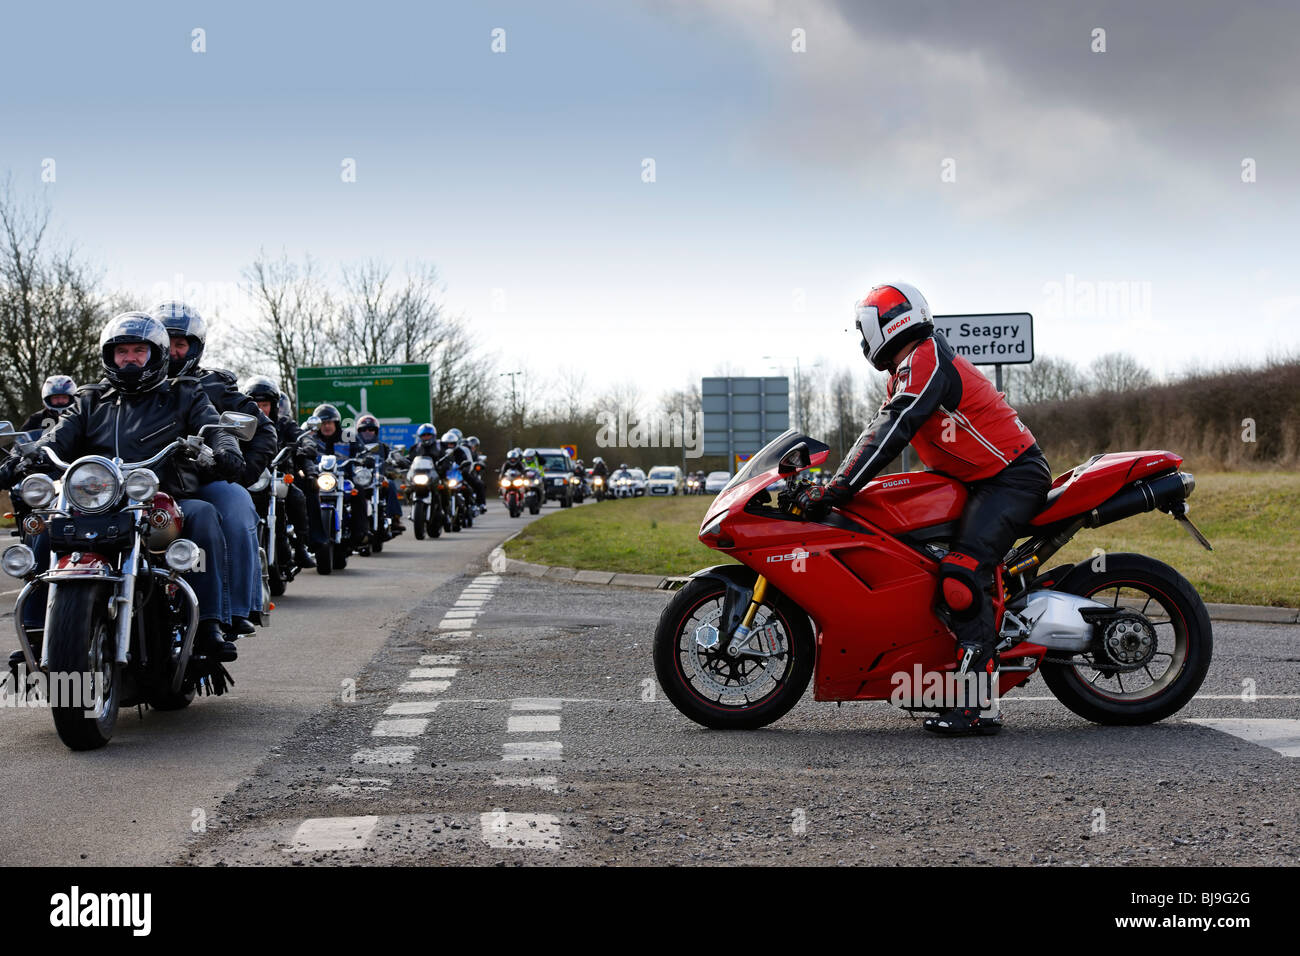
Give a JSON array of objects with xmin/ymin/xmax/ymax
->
[
  {"xmin": 352, "ymin": 466, "xmax": 374, "ymax": 488},
  {"xmin": 447, "ymin": 478, "xmax": 460, "ymax": 489},
  {"xmin": 569, "ymin": 476, "xmax": 579, "ymax": 484},
  {"xmin": 1, "ymin": 544, "xmax": 35, "ymax": 578},
  {"xmin": 66, "ymin": 459, "xmax": 120, "ymax": 513},
  {"xmin": 413, "ymin": 473, "xmax": 431, "ymax": 486},
  {"xmin": 124, "ymin": 468, "xmax": 160, "ymax": 502},
  {"xmin": 513, "ymin": 478, "xmax": 526, "ymax": 487},
  {"xmin": 165, "ymin": 538, "xmax": 202, "ymax": 572},
  {"xmin": 317, "ymin": 472, "xmax": 338, "ymax": 492},
  {"xmin": 18, "ymin": 473, "xmax": 57, "ymax": 509},
  {"xmin": 593, "ymin": 477, "xmax": 604, "ymax": 486}
]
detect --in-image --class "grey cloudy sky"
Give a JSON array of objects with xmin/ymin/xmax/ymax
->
[{"xmin": 1, "ymin": 0, "xmax": 1294, "ymax": 405}]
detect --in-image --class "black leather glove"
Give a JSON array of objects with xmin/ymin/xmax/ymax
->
[
  {"xmin": 215, "ymin": 447, "xmax": 245, "ymax": 482},
  {"xmin": 792, "ymin": 478, "xmax": 850, "ymax": 520},
  {"xmin": 0, "ymin": 454, "xmax": 26, "ymax": 491}
]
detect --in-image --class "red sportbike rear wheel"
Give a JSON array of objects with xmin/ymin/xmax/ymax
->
[
  {"xmin": 654, "ymin": 578, "xmax": 813, "ymax": 730},
  {"xmin": 1040, "ymin": 554, "xmax": 1212, "ymax": 725}
]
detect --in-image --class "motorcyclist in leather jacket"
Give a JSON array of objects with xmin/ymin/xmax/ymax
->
[
  {"xmin": 242, "ymin": 376, "xmax": 320, "ymax": 569},
  {"xmin": 354, "ymin": 413, "xmax": 404, "ymax": 533},
  {"xmin": 19, "ymin": 375, "xmax": 77, "ymax": 433},
  {"xmin": 154, "ymin": 302, "xmax": 276, "ymax": 637},
  {"xmin": 309, "ymin": 404, "xmax": 371, "ymax": 547},
  {"xmin": 793, "ymin": 282, "xmax": 1051, "ymax": 736},
  {"xmin": 0, "ymin": 313, "xmax": 242, "ymax": 662}
]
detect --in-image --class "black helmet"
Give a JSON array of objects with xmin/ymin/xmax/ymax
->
[
  {"xmin": 151, "ymin": 301, "xmax": 207, "ymax": 377},
  {"xmin": 41, "ymin": 374, "xmax": 77, "ymax": 411},
  {"xmin": 100, "ymin": 312, "xmax": 170, "ymax": 394},
  {"xmin": 313, "ymin": 403, "xmax": 341, "ymax": 425},
  {"xmin": 241, "ymin": 375, "xmax": 280, "ymax": 406}
]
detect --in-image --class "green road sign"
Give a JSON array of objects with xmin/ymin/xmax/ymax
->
[{"xmin": 296, "ymin": 363, "xmax": 432, "ymax": 447}]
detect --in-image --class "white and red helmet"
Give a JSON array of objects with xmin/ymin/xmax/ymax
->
[{"xmin": 854, "ymin": 281, "xmax": 933, "ymax": 371}]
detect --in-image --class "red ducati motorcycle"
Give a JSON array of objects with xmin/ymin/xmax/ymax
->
[{"xmin": 654, "ymin": 430, "xmax": 1214, "ymax": 729}]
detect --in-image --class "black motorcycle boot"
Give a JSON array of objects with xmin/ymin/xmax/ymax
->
[
  {"xmin": 196, "ymin": 621, "xmax": 238, "ymax": 662},
  {"xmin": 294, "ymin": 542, "xmax": 316, "ymax": 568},
  {"xmin": 925, "ymin": 613, "xmax": 1003, "ymax": 736},
  {"xmin": 228, "ymin": 616, "xmax": 256, "ymax": 636}
]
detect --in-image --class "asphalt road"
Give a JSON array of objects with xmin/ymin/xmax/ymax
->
[
  {"xmin": 155, "ymin": 545, "xmax": 1299, "ymax": 866},
  {"xmin": 0, "ymin": 499, "xmax": 557, "ymax": 866}
]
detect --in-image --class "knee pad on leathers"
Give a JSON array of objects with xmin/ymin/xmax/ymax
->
[{"xmin": 938, "ymin": 551, "xmax": 982, "ymax": 621}]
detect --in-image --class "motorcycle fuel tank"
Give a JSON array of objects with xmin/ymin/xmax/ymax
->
[{"xmin": 838, "ymin": 472, "xmax": 967, "ymax": 534}]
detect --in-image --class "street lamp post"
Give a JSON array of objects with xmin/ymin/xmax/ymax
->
[{"xmin": 500, "ymin": 370, "xmax": 522, "ymax": 449}]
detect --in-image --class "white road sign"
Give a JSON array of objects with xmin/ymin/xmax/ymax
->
[{"xmin": 932, "ymin": 313, "xmax": 1034, "ymax": 366}]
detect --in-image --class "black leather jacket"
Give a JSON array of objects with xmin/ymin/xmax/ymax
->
[
  {"xmin": 20, "ymin": 409, "xmax": 62, "ymax": 434},
  {"xmin": 178, "ymin": 369, "xmax": 278, "ymax": 487},
  {"xmin": 33, "ymin": 379, "xmax": 239, "ymax": 497}
]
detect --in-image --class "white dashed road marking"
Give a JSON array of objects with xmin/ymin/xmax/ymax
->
[
  {"xmin": 1187, "ymin": 718, "xmax": 1300, "ymax": 757},
  {"xmin": 409, "ymin": 667, "xmax": 459, "ymax": 678},
  {"xmin": 420, "ymin": 655, "xmax": 460, "ymax": 665},
  {"xmin": 512, "ymin": 698, "xmax": 562, "ymax": 711},
  {"xmin": 327, "ymin": 778, "xmax": 392, "ymax": 796},
  {"xmin": 372, "ymin": 718, "xmax": 430, "ymax": 737},
  {"xmin": 494, "ymin": 776, "xmax": 560, "ymax": 793},
  {"xmin": 384, "ymin": 700, "xmax": 441, "ymax": 716},
  {"xmin": 288, "ymin": 816, "xmax": 379, "ymax": 852},
  {"xmin": 351, "ymin": 746, "xmax": 418, "ymax": 765},
  {"xmin": 479, "ymin": 812, "xmax": 563, "ymax": 850},
  {"xmin": 508, "ymin": 714, "xmax": 561, "ymax": 733},
  {"xmin": 503, "ymin": 741, "xmax": 564, "ymax": 761},
  {"xmin": 398, "ymin": 680, "xmax": 451, "ymax": 694}
]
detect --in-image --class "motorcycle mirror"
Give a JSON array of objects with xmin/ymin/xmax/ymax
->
[
  {"xmin": 777, "ymin": 442, "xmax": 811, "ymax": 476},
  {"xmin": 303, "ymin": 415, "xmax": 322, "ymax": 431},
  {"xmin": 218, "ymin": 411, "xmax": 259, "ymax": 442},
  {"xmin": 364, "ymin": 442, "xmax": 381, "ymax": 453}
]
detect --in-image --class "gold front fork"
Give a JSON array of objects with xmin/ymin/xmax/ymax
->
[{"xmin": 739, "ymin": 575, "xmax": 769, "ymax": 630}]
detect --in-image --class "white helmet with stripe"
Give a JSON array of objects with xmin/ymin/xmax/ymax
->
[{"xmin": 854, "ymin": 281, "xmax": 933, "ymax": 371}]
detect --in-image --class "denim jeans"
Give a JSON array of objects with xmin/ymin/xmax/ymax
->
[
  {"xmin": 21, "ymin": 497, "xmax": 229, "ymax": 628},
  {"xmin": 193, "ymin": 480, "xmax": 262, "ymax": 620}
]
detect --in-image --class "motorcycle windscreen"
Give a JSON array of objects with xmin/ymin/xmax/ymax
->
[{"xmin": 722, "ymin": 429, "xmax": 830, "ymax": 493}]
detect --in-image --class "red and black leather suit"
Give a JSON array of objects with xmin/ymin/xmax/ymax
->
[{"xmin": 801, "ymin": 329, "xmax": 1052, "ymax": 653}]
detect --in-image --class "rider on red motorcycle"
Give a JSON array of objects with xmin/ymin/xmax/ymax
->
[{"xmin": 794, "ymin": 282, "xmax": 1052, "ymax": 736}]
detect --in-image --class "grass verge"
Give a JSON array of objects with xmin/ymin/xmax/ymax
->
[{"xmin": 502, "ymin": 473, "xmax": 1299, "ymax": 607}]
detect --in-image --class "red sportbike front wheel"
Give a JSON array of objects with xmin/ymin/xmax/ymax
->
[{"xmin": 653, "ymin": 578, "xmax": 814, "ymax": 730}]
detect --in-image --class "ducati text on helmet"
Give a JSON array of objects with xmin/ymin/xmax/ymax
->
[
  {"xmin": 100, "ymin": 313, "xmax": 171, "ymax": 394},
  {"xmin": 151, "ymin": 301, "xmax": 208, "ymax": 377},
  {"xmin": 855, "ymin": 281, "xmax": 933, "ymax": 371}
]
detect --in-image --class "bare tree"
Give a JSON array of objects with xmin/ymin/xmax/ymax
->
[
  {"xmin": 1008, "ymin": 355, "xmax": 1087, "ymax": 405},
  {"xmin": 236, "ymin": 251, "xmax": 335, "ymax": 410},
  {"xmin": 1088, "ymin": 352, "xmax": 1153, "ymax": 393},
  {"xmin": 0, "ymin": 179, "xmax": 115, "ymax": 422}
]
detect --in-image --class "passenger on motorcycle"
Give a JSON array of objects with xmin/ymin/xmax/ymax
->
[
  {"xmin": 242, "ymin": 375, "xmax": 321, "ymax": 568},
  {"xmin": 0, "ymin": 313, "xmax": 242, "ymax": 662},
  {"xmin": 411, "ymin": 423, "xmax": 440, "ymax": 460},
  {"xmin": 155, "ymin": 301, "xmax": 276, "ymax": 637},
  {"xmin": 464, "ymin": 435, "xmax": 487, "ymax": 511},
  {"xmin": 354, "ymin": 413, "xmax": 405, "ymax": 532},
  {"xmin": 792, "ymin": 281, "xmax": 1052, "ymax": 736},
  {"xmin": 441, "ymin": 428, "xmax": 483, "ymax": 508},
  {"xmin": 20, "ymin": 375, "xmax": 78, "ymax": 433},
  {"xmin": 308, "ymin": 404, "xmax": 371, "ymax": 546}
]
